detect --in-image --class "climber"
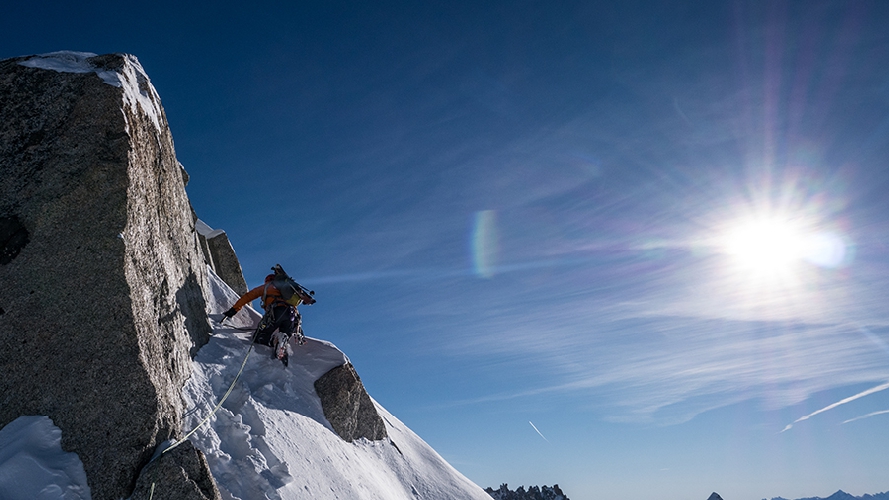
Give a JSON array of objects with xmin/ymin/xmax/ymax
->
[{"xmin": 222, "ymin": 264, "xmax": 315, "ymax": 366}]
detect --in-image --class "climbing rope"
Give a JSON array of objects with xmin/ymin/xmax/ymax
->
[
  {"xmin": 143, "ymin": 316, "xmax": 263, "ymax": 498},
  {"xmin": 159, "ymin": 318, "xmax": 261, "ymax": 456}
]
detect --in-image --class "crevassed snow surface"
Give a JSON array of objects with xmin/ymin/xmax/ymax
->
[
  {"xmin": 17, "ymin": 50, "xmax": 164, "ymax": 131},
  {"xmin": 0, "ymin": 416, "xmax": 91, "ymax": 500},
  {"xmin": 189, "ymin": 269, "xmax": 492, "ymax": 500}
]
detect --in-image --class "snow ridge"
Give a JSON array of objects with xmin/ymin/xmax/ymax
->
[{"xmin": 186, "ymin": 268, "xmax": 491, "ymax": 500}]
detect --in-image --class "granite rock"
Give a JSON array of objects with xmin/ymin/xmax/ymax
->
[
  {"xmin": 130, "ymin": 440, "xmax": 222, "ymax": 500},
  {"xmin": 0, "ymin": 52, "xmax": 216, "ymax": 499},
  {"xmin": 206, "ymin": 230, "xmax": 248, "ymax": 295},
  {"xmin": 314, "ymin": 363, "xmax": 388, "ymax": 442}
]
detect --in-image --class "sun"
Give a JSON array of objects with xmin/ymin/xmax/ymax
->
[
  {"xmin": 723, "ymin": 218, "xmax": 808, "ymax": 273},
  {"xmin": 703, "ymin": 177, "xmax": 853, "ymax": 316}
]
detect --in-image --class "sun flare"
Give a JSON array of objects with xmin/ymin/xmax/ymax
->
[
  {"xmin": 720, "ymin": 212, "xmax": 850, "ymax": 283},
  {"xmin": 724, "ymin": 219, "xmax": 807, "ymax": 273}
]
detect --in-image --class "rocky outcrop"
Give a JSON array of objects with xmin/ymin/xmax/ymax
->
[
  {"xmin": 709, "ymin": 493, "xmax": 725, "ymax": 500},
  {"xmin": 130, "ymin": 440, "xmax": 222, "ymax": 500},
  {"xmin": 195, "ymin": 219, "xmax": 248, "ymax": 295},
  {"xmin": 0, "ymin": 52, "xmax": 216, "ymax": 499},
  {"xmin": 485, "ymin": 483, "xmax": 570, "ymax": 500},
  {"xmin": 314, "ymin": 363, "xmax": 388, "ymax": 442}
]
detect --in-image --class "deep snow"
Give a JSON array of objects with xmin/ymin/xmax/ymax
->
[{"xmin": 192, "ymin": 268, "xmax": 492, "ymax": 499}]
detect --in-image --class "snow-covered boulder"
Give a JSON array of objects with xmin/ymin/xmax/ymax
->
[{"xmin": 0, "ymin": 52, "xmax": 215, "ymax": 499}]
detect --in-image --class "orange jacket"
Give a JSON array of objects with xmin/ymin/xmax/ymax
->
[{"xmin": 231, "ymin": 281, "xmax": 287, "ymax": 312}]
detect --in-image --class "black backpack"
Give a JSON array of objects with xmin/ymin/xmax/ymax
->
[{"xmin": 265, "ymin": 264, "xmax": 315, "ymax": 307}]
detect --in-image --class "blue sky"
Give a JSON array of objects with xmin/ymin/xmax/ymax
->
[{"xmin": 5, "ymin": 1, "xmax": 889, "ymax": 499}]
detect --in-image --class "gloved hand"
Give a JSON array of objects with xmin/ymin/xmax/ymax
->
[{"xmin": 222, "ymin": 307, "xmax": 237, "ymax": 319}]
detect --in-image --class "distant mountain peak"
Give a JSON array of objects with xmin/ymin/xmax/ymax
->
[
  {"xmin": 708, "ymin": 493, "xmax": 725, "ymax": 500},
  {"xmin": 765, "ymin": 490, "xmax": 889, "ymax": 500},
  {"xmin": 485, "ymin": 483, "xmax": 569, "ymax": 500}
]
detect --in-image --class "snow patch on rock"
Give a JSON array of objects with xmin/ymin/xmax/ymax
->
[
  {"xmin": 18, "ymin": 51, "xmax": 117, "ymax": 84},
  {"xmin": 17, "ymin": 51, "xmax": 164, "ymax": 131},
  {"xmin": 196, "ymin": 219, "xmax": 226, "ymax": 239},
  {"xmin": 0, "ymin": 416, "xmax": 91, "ymax": 500}
]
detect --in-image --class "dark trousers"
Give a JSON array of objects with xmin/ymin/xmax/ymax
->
[{"xmin": 254, "ymin": 305, "xmax": 297, "ymax": 346}]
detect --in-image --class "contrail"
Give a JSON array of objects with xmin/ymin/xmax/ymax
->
[
  {"xmin": 529, "ymin": 421, "xmax": 549, "ymax": 443},
  {"xmin": 842, "ymin": 409, "xmax": 889, "ymax": 425},
  {"xmin": 781, "ymin": 381, "xmax": 889, "ymax": 432},
  {"xmin": 673, "ymin": 97, "xmax": 693, "ymax": 126}
]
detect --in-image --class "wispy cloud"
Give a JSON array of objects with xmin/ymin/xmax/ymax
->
[
  {"xmin": 529, "ymin": 421, "xmax": 549, "ymax": 443},
  {"xmin": 436, "ymin": 306, "xmax": 889, "ymax": 425},
  {"xmin": 781, "ymin": 381, "xmax": 889, "ymax": 432}
]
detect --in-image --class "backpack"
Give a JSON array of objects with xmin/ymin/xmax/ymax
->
[{"xmin": 264, "ymin": 264, "xmax": 315, "ymax": 307}]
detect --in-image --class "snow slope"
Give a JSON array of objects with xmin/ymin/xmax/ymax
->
[
  {"xmin": 186, "ymin": 269, "xmax": 492, "ymax": 500},
  {"xmin": 0, "ymin": 266, "xmax": 489, "ymax": 500}
]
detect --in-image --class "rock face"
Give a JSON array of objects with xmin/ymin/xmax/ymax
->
[
  {"xmin": 709, "ymin": 493, "xmax": 725, "ymax": 500},
  {"xmin": 130, "ymin": 440, "xmax": 222, "ymax": 500},
  {"xmin": 485, "ymin": 483, "xmax": 570, "ymax": 500},
  {"xmin": 0, "ymin": 215, "xmax": 29, "ymax": 265},
  {"xmin": 205, "ymin": 231, "xmax": 247, "ymax": 294},
  {"xmin": 195, "ymin": 219, "xmax": 248, "ymax": 295},
  {"xmin": 314, "ymin": 362, "xmax": 388, "ymax": 442},
  {"xmin": 0, "ymin": 52, "xmax": 216, "ymax": 499}
]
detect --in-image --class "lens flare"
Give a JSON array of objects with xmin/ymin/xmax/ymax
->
[
  {"xmin": 804, "ymin": 231, "xmax": 849, "ymax": 268},
  {"xmin": 472, "ymin": 210, "xmax": 498, "ymax": 278}
]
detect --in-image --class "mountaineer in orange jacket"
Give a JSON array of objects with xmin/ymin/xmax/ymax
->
[{"xmin": 222, "ymin": 265, "xmax": 315, "ymax": 366}]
